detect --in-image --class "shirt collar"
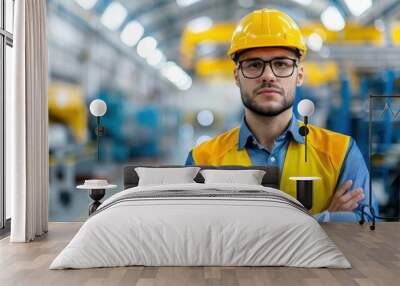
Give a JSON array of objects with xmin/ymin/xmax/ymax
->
[{"xmin": 238, "ymin": 113, "xmax": 305, "ymax": 150}]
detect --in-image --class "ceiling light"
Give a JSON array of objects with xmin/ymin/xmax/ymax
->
[
  {"xmin": 176, "ymin": 0, "xmax": 201, "ymax": 7},
  {"xmin": 187, "ymin": 16, "xmax": 213, "ymax": 33},
  {"xmin": 146, "ymin": 49, "xmax": 165, "ymax": 67},
  {"xmin": 160, "ymin": 61, "xmax": 177, "ymax": 78},
  {"xmin": 176, "ymin": 74, "xmax": 192, "ymax": 90},
  {"xmin": 74, "ymin": 0, "xmax": 98, "ymax": 10},
  {"xmin": 178, "ymin": 78, "xmax": 192, "ymax": 90},
  {"xmin": 343, "ymin": 0, "xmax": 372, "ymax": 17},
  {"xmin": 307, "ymin": 32, "xmax": 323, "ymax": 52},
  {"xmin": 291, "ymin": 0, "xmax": 312, "ymax": 6},
  {"xmin": 120, "ymin": 21, "xmax": 144, "ymax": 47},
  {"xmin": 100, "ymin": 2, "xmax": 127, "ymax": 31},
  {"xmin": 137, "ymin": 36, "xmax": 158, "ymax": 58},
  {"xmin": 176, "ymin": 74, "xmax": 191, "ymax": 86},
  {"xmin": 321, "ymin": 6, "xmax": 345, "ymax": 31},
  {"xmin": 197, "ymin": 110, "xmax": 214, "ymax": 126},
  {"xmin": 160, "ymin": 61, "xmax": 192, "ymax": 90}
]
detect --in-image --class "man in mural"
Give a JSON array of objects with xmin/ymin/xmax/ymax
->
[{"xmin": 185, "ymin": 8, "xmax": 377, "ymax": 222}]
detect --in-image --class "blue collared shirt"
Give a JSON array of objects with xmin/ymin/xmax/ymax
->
[{"xmin": 185, "ymin": 114, "xmax": 378, "ymax": 222}]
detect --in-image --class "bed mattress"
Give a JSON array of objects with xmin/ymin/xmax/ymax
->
[{"xmin": 50, "ymin": 183, "xmax": 351, "ymax": 269}]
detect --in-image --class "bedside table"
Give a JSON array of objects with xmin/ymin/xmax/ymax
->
[{"xmin": 77, "ymin": 180, "xmax": 117, "ymax": 215}]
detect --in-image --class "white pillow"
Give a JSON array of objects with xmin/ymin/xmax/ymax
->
[
  {"xmin": 135, "ymin": 167, "xmax": 200, "ymax": 186},
  {"xmin": 200, "ymin": 169, "xmax": 266, "ymax": 185}
]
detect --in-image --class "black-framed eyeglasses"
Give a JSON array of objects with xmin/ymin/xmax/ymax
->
[{"xmin": 238, "ymin": 57, "xmax": 298, "ymax": 79}]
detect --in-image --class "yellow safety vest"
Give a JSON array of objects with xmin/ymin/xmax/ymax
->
[{"xmin": 192, "ymin": 122, "xmax": 350, "ymax": 214}]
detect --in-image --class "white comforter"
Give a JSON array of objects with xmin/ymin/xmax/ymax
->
[{"xmin": 50, "ymin": 183, "xmax": 351, "ymax": 269}]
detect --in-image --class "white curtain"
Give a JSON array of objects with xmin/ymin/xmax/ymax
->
[{"xmin": 7, "ymin": 0, "xmax": 48, "ymax": 242}]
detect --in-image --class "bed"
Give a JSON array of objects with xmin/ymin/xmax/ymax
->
[{"xmin": 50, "ymin": 165, "xmax": 350, "ymax": 269}]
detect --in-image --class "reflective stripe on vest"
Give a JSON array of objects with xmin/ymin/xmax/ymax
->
[{"xmin": 192, "ymin": 122, "xmax": 350, "ymax": 214}]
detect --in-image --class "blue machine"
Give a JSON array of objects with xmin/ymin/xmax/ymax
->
[
  {"xmin": 88, "ymin": 89, "xmax": 181, "ymax": 161},
  {"xmin": 326, "ymin": 74, "xmax": 352, "ymax": 136}
]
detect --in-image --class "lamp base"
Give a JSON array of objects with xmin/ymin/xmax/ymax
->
[
  {"xmin": 296, "ymin": 180, "xmax": 313, "ymax": 210},
  {"xmin": 289, "ymin": 177, "xmax": 321, "ymax": 211},
  {"xmin": 88, "ymin": 189, "xmax": 105, "ymax": 215}
]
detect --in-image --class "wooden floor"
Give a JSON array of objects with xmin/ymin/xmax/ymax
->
[{"xmin": 0, "ymin": 222, "xmax": 399, "ymax": 286}]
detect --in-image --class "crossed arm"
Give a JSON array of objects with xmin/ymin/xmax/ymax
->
[{"xmin": 315, "ymin": 139, "xmax": 378, "ymax": 222}]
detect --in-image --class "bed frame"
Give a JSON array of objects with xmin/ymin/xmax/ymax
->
[{"xmin": 123, "ymin": 165, "xmax": 280, "ymax": 190}]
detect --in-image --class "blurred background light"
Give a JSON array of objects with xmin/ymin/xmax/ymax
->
[
  {"xmin": 101, "ymin": 1, "xmax": 127, "ymax": 31},
  {"xmin": 120, "ymin": 21, "xmax": 144, "ymax": 47}
]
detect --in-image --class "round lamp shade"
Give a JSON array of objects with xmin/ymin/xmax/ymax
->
[
  {"xmin": 89, "ymin": 99, "xmax": 107, "ymax": 117},
  {"xmin": 297, "ymin": 99, "xmax": 315, "ymax": 117}
]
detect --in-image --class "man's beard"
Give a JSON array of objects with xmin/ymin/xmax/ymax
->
[{"xmin": 240, "ymin": 82, "xmax": 294, "ymax": 117}]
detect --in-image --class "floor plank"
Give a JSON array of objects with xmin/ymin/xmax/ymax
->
[{"xmin": 0, "ymin": 222, "xmax": 399, "ymax": 286}]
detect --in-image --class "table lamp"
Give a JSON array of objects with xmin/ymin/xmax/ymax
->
[
  {"xmin": 89, "ymin": 99, "xmax": 107, "ymax": 161},
  {"xmin": 297, "ymin": 99, "xmax": 315, "ymax": 162},
  {"xmin": 290, "ymin": 99, "xmax": 320, "ymax": 211}
]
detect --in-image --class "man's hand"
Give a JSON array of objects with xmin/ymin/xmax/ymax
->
[{"xmin": 327, "ymin": 180, "xmax": 365, "ymax": 212}]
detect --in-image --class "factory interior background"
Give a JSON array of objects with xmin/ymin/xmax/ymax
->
[{"xmin": 3, "ymin": 0, "xmax": 400, "ymax": 222}]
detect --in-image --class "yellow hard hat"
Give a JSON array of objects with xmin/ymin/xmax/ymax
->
[{"xmin": 228, "ymin": 9, "xmax": 307, "ymax": 61}]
